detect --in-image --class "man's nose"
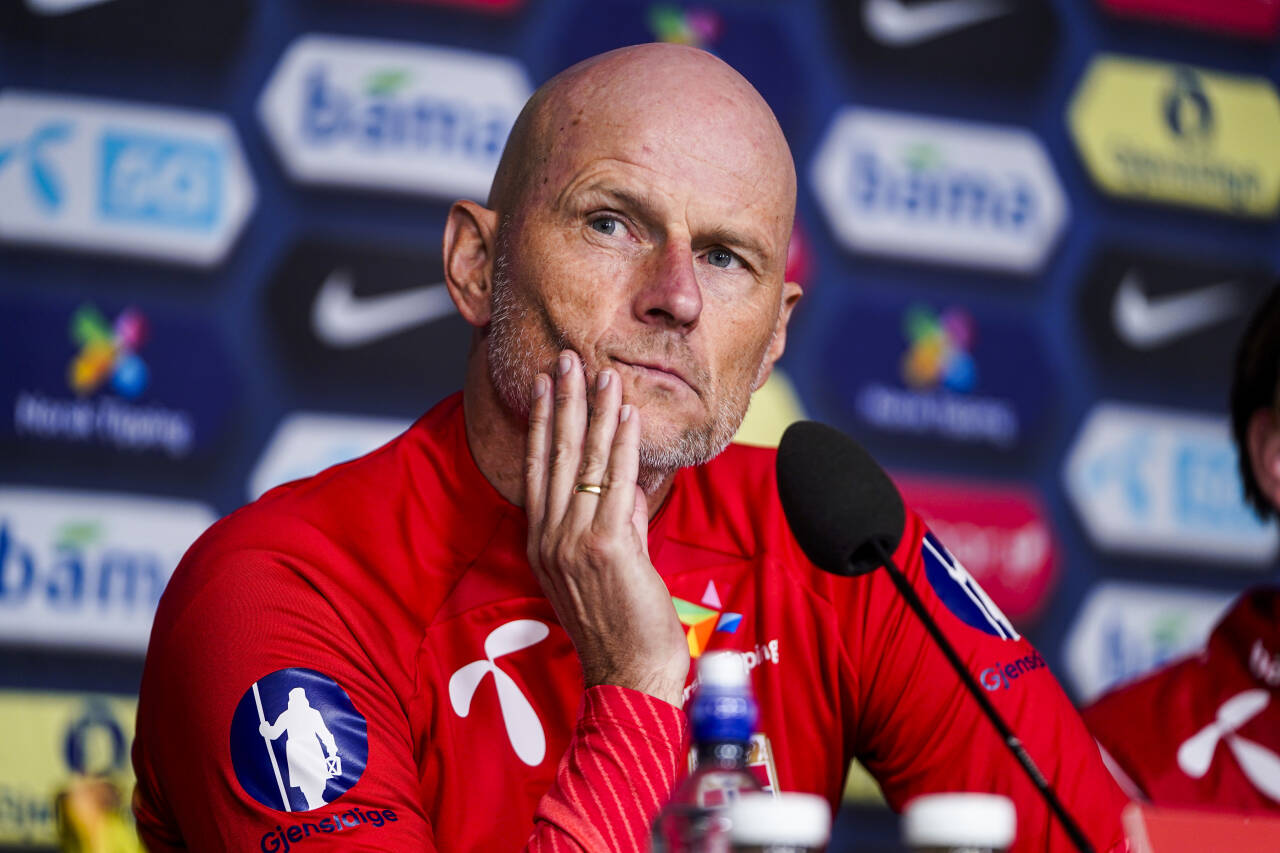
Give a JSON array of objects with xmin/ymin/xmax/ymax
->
[{"xmin": 634, "ymin": 241, "xmax": 702, "ymax": 331}]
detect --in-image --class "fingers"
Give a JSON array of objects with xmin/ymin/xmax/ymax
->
[
  {"xmin": 545, "ymin": 351, "xmax": 588, "ymax": 526},
  {"xmin": 597, "ymin": 404, "xmax": 641, "ymax": 534},
  {"xmin": 568, "ymin": 366, "xmax": 622, "ymax": 525},
  {"xmin": 523, "ymin": 372, "xmax": 553, "ymax": 546}
]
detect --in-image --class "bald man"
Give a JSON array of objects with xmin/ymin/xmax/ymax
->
[{"xmin": 133, "ymin": 45, "xmax": 1128, "ymax": 851}]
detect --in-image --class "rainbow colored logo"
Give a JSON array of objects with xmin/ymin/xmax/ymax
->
[
  {"xmin": 648, "ymin": 4, "xmax": 722, "ymax": 49},
  {"xmin": 900, "ymin": 305, "xmax": 976, "ymax": 393},
  {"xmin": 672, "ymin": 580, "xmax": 741, "ymax": 659},
  {"xmin": 68, "ymin": 304, "xmax": 149, "ymax": 400}
]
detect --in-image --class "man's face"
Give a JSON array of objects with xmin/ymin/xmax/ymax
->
[{"xmin": 486, "ymin": 92, "xmax": 795, "ymax": 488}]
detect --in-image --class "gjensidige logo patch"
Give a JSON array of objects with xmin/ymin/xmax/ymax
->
[{"xmin": 231, "ymin": 668, "xmax": 368, "ymax": 813}]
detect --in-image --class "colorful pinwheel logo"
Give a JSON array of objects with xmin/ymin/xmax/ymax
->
[
  {"xmin": 671, "ymin": 581, "xmax": 741, "ymax": 659},
  {"xmin": 68, "ymin": 304, "xmax": 150, "ymax": 400},
  {"xmin": 901, "ymin": 305, "xmax": 977, "ymax": 393}
]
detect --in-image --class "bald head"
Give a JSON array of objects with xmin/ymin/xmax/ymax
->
[{"xmin": 488, "ymin": 43, "xmax": 795, "ymax": 229}]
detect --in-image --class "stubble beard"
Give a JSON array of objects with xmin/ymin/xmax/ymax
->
[{"xmin": 486, "ymin": 244, "xmax": 767, "ymax": 494}]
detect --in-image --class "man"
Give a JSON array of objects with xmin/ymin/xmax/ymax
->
[
  {"xmin": 1083, "ymin": 284, "xmax": 1280, "ymax": 812},
  {"xmin": 133, "ymin": 44, "xmax": 1127, "ymax": 851}
]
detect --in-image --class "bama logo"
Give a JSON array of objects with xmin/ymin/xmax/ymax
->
[
  {"xmin": 0, "ymin": 89, "xmax": 254, "ymax": 266},
  {"xmin": 258, "ymin": 35, "xmax": 531, "ymax": 200},
  {"xmin": 231, "ymin": 668, "xmax": 369, "ymax": 814},
  {"xmin": 922, "ymin": 532, "xmax": 1020, "ymax": 641},
  {"xmin": 810, "ymin": 107, "xmax": 1067, "ymax": 274},
  {"xmin": 980, "ymin": 650, "xmax": 1048, "ymax": 691},
  {"xmin": 0, "ymin": 487, "xmax": 215, "ymax": 653}
]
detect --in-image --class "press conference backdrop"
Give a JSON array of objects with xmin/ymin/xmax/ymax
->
[{"xmin": 1, "ymin": 0, "xmax": 1279, "ymax": 849}]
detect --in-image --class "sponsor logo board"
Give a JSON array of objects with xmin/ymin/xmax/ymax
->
[
  {"xmin": 0, "ymin": 487, "xmax": 215, "ymax": 653},
  {"xmin": 827, "ymin": 0, "xmax": 1059, "ymax": 88},
  {"xmin": 811, "ymin": 107, "xmax": 1067, "ymax": 274},
  {"xmin": 249, "ymin": 412, "xmax": 410, "ymax": 501},
  {"xmin": 1096, "ymin": 0, "xmax": 1280, "ymax": 40},
  {"xmin": 1076, "ymin": 247, "xmax": 1272, "ymax": 393},
  {"xmin": 823, "ymin": 299, "xmax": 1053, "ymax": 450},
  {"xmin": 0, "ymin": 690, "xmax": 137, "ymax": 847},
  {"xmin": 264, "ymin": 238, "xmax": 471, "ymax": 396},
  {"xmin": 895, "ymin": 475, "xmax": 1057, "ymax": 624},
  {"xmin": 1065, "ymin": 581, "xmax": 1234, "ymax": 702},
  {"xmin": 1064, "ymin": 403, "xmax": 1280, "ymax": 565},
  {"xmin": 0, "ymin": 90, "xmax": 254, "ymax": 266},
  {"xmin": 1068, "ymin": 56, "xmax": 1280, "ymax": 218},
  {"xmin": 258, "ymin": 35, "xmax": 531, "ymax": 200},
  {"xmin": 0, "ymin": 298, "xmax": 237, "ymax": 461}
]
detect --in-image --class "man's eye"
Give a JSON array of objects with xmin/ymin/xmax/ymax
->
[
  {"xmin": 706, "ymin": 248, "xmax": 740, "ymax": 269},
  {"xmin": 590, "ymin": 217, "xmax": 625, "ymax": 236}
]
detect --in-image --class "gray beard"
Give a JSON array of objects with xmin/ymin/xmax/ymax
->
[{"xmin": 486, "ymin": 245, "xmax": 765, "ymax": 494}]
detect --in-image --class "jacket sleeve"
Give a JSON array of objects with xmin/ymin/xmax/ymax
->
[
  {"xmin": 132, "ymin": 547, "xmax": 687, "ymax": 852},
  {"xmin": 839, "ymin": 512, "xmax": 1130, "ymax": 853}
]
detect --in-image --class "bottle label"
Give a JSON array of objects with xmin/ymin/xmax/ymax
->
[{"xmin": 687, "ymin": 732, "xmax": 780, "ymax": 795}]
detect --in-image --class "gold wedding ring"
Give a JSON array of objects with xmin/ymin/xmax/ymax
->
[{"xmin": 573, "ymin": 483, "xmax": 604, "ymax": 495}]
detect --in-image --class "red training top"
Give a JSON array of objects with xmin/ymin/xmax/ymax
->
[
  {"xmin": 1084, "ymin": 587, "xmax": 1280, "ymax": 814},
  {"xmin": 133, "ymin": 393, "xmax": 1128, "ymax": 851}
]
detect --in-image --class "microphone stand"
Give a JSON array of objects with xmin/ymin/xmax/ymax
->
[{"xmin": 866, "ymin": 539, "xmax": 1095, "ymax": 853}]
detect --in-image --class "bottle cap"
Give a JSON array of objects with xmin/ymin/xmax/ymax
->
[
  {"xmin": 697, "ymin": 650, "xmax": 749, "ymax": 688},
  {"xmin": 902, "ymin": 793, "xmax": 1015, "ymax": 848},
  {"xmin": 726, "ymin": 792, "xmax": 831, "ymax": 847}
]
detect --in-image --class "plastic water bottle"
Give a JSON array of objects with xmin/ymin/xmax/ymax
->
[
  {"xmin": 651, "ymin": 651, "xmax": 762, "ymax": 853},
  {"xmin": 902, "ymin": 793, "xmax": 1015, "ymax": 853},
  {"xmin": 727, "ymin": 791, "xmax": 831, "ymax": 852}
]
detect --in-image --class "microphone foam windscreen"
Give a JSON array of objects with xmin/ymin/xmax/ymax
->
[{"xmin": 775, "ymin": 421, "xmax": 907, "ymax": 576}]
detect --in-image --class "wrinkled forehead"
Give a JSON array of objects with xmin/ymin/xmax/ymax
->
[{"xmin": 524, "ymin": 59, "xmax": 795, "ymax": 240}]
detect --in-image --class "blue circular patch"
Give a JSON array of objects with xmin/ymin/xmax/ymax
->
[
  {"xmin": 921, "ymin": 531, "xmax": 1019, "ymax": 641},
  {"xmin": 230, "ymin": 668, "xmax": 368, "ymax": 813}
]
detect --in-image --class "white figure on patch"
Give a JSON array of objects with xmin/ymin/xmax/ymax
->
[{"xmin": 259, "ymin": 687, "xmax": 340, "ymax": 809}]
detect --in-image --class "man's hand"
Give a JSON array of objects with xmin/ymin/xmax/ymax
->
[{"xmin": 524, "ymin": 350, "xmax": 690, "ymax": 707}]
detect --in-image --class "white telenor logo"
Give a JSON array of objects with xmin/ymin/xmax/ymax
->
[
  {"xmin": 449, "ymin": 620, "xmax": 549, "ymax": 766},
  {"xmin": 255, "ymin": 685, "xmax": 342, "ymax": 811},
  {"xmin": 863, "ymin": 0, "xmax": 1012, "ymax": 47},
  {"xmin": 311, "ymin": 269, "xmax": 454, "ymax": 348},
  {"xmin": 1177, "ymin": 689, "xmax": 1280, "ymax": 802},
  {"xmin": 1111, "ymin": 271, "xmax": 1243, "ymax": 350}
]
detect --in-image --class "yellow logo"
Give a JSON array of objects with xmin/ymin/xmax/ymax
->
[{"xmin": 1068, "ymin": 55, "xmax": 1280, "ymax": 218}]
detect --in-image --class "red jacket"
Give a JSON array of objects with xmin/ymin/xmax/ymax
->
[
  {"xmin": 1084, "ymin": 587, "xmax": 1280, "ymax": 814},
  {"xmin": 133, "ymin": 393, "xmax": 1127, "ymax": 851}
]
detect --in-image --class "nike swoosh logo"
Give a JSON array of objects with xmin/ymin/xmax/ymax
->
[
  {"xmin": 25, "ymin": 0, "xmax": 118, "ymax": 15},
  {"xmin": 311, "ymin": 269, "xmax": 455, "ymax": 349},
  {"xmin": 863, "ymin": 0, "xmax": 1013, "ymax": 47},
  {"xmin": 1111, "ymin": 271, "xmax": 1243, "ymax": 350}
]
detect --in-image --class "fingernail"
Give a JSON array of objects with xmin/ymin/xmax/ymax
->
[
  {"xmin": 558, "ymin": 353, "xmax": 572, "ymax": 376},
  {"xmin": 620, "ymin": 404, "xmax": 632, "ymax": 423},
  {"xmin": 532, "ymin": 375, "xmax": 548, "ymax": 399},
  {"xmin": 598, "ymin": 370, "xmax": 611, "ymax": 391}
]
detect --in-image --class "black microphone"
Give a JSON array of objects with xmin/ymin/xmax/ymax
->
[{"xmin": 776, "ymin": 421, "xmax": 1094, "ymax": 853}]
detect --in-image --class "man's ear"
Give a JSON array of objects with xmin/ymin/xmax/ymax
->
[
  {"xmin": 754, "ymin": 280, "xmax": 804, "ymax": 391},
  {"xmin": 442, "ymin": 200, "xmax": 500, "ymax": 328},
  {"xmin": 1247, "ymin": 408, "xmax": 1280, "ymax": 512}
]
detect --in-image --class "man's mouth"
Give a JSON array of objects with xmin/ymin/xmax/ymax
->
[{"xmin": 613, "ymin": 358, "xmax": 698, "ymax": 396}]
